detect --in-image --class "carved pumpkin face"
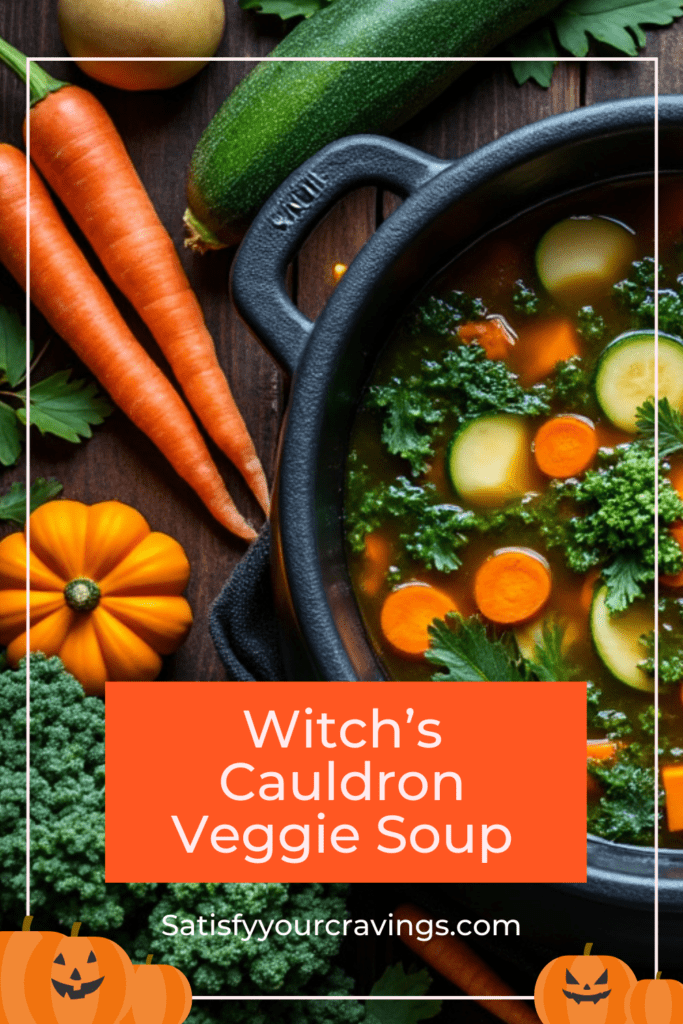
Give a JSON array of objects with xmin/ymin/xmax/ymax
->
[
  {"xmin": 51, "ymin": 936, "xmax": 105, "ymax": 1002},
  {"xmin": 535, "ymin": 944, "xmax": 637, "ymax": 1024},
  {"xmin": 12, "ymin": 923, "xmax": 135, "ymax": 1024}
]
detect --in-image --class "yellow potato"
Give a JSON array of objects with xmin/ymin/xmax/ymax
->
[{"xmin": 57, "ymin": 0, "xmax": 225, "ymax": 91}]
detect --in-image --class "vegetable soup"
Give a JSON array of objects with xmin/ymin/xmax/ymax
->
[{"xmin": 344, "ymin": 177, "xmax": 683, "ymax": 849}]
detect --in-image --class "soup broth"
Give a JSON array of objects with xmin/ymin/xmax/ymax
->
[{"xmin": 344, "ymin": 177, "xmax": 683, "ymax": 849}]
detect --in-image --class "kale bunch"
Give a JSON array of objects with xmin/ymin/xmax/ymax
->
[{"xmin": 0, "ymin": 657, "xmax": 360, "ymax": 1024}]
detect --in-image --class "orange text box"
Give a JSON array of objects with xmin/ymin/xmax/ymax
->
[{"xmin": 105, "ymin": 680, "xmax": 586, "ymax": 883}]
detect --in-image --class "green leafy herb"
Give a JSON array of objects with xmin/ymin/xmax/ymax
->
[
  {"xmin": 588, "ymin": 755, "xmax": 659, "ymax": 844},
  {"xmin": 0, "ymin": 479, "xmax": 63, "ymax": 525},
  {"xmin": 0, "ymin": 307, "xmax": 112, "ymax": 463},
  {"xmin": 551, "ymin": 356, "xmax": 593, "ymax": 408},
  {"xmin": 346, "ymin": 473, "xmax": 476, "ymax": 572},
  {"xmin": 509, "ymin": 0, "xmax": 683, "ymax": 87},
  {"xmin": 612, "ymin": 258, "xmax": 683, "ymax": 335},
  {"xmin": 512, "ymin": 279, "xmax": 540, "ymax": 315},
  {"xmin": 576, "ymin": 305, "xmax": 606, "ymax": 342},
  {"xmin": 637, "ymin": 397, "xmax": 683, "ymax": 458},
  {"xmin": 545, "ymin": 441, "xmax": 683, "ymax": 611},
  {"xmin": 238, "ymin": 0, "xmax": 332, "ymax": 16},
  {"xmin": 365, "ymin": 964, "xmax": 440, "ymax": 1024},
  {"xmin": 426, "ymin": 614, "xmax": 528, "ymax": 681},
  {"xmin": 527, "ymin": 619, "xmax": 578, "ymax": 681},
  {"xmin": 367, "ymin": 334, "xmax": 550, "ymax": 475},
  {"xmin": 412, "ymin": 291, "xmax": 488, "ymax": 337},
  {"xmin": 17, "ymin": 371, "xmax": 112, "ymax": 444},
  {"xmin": 0, "ymin": 306, "xmax": 30, "ymax": 389}
]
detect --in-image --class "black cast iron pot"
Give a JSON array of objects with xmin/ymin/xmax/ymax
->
[{"xmin": 232, "ymin": 94, "xmax": 683, "ymax": 970}]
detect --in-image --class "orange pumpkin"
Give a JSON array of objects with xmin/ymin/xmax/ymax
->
[
  {"xmin": 535, "ymin": 942, "xmax": 637, "ymax": 1024},
  {"xmin": 625, "ymin": 974, "xmax": 683, "ymax": 1024},
  {"xmin": 0, "ymin": 916, "xmax": 63, "ymax": 1023},
  {"xmin": 0, "ymin": 500, "xmax": 193, "ymax": 694},
  {"xmin": 2, "ymin": 921, "xmax": 134, "ymax": 1024},
  {"xmin": 121, "ymin": 955, "xmax": 192, "ymax": 1024}
]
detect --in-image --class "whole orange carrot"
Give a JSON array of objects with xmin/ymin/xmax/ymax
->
[
  {"xmin": 0, "ymin": 143, "xmax": 256, "ymax": 542},
  {"xmin": 395, "ymin": 904, "xmax": 540, "ymax": 1024},
  {"xmin": 0, "ymin": 37, "xmax": 269, "ymax": 516}
]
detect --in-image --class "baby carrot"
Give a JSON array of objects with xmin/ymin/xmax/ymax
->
[
  {"xmin": 474, "ymin": 548, "xmax": 551, "ymax": 625},
  {"xmin": 0, "ymin": 143, "xmax": 256, "ymax": 542},
  {"xmin": 533, "ymin": 415, "xmax": 598, "ymax": 478},
  {"xmin": 395, "ymin": 903, "xmax": 540, "ymax": 1024},
  {"xmin": 661, "ymin": 522, "xmax": 683, "ymax": 588},
  {"xmin": 380, "ymin": 583, "xmax": 457, "ymax": 657},
  {"xmin": 0, "ymin": 38, "xmax": 269, "ymax": 515}
]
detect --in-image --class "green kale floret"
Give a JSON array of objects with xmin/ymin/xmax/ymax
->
[
  {"xmin": 144, "ymin": 883, "xmax": 360, "ymax": 1005},
  {"xmin": 551, "ymin": 356, "xmax": 593, "ymax": 409},
  {"xmin": 346, "ymin": 473, "xmax": 476, "ymax": 573},
  {"xmin": 588, "ymin": 756, "xmax": 660, "ymax": 845},
  {"xmin": 546, "ymin": 442, "xmax": 683, "ymax": 611},
  {"xmin": 0, "ymin": 654, "xmax": 123, "ymax": 931},
  {"xmin": 512, "ymin": 280, "xmax": 540, "ymax": 315},
  {"xmin": 613, "ymin": 257, "xmax": 683, "ymax": 335},
  {"xmin": 576, "ymin": 306, "xmax": 606, "ymax": 342},
  {"xmin": 366, "ymin": 342, "xmax": 550, "ymax": 475},
  {"xmin": 412, "ymin": 290, "xmax": 487, "ymax": 336}
]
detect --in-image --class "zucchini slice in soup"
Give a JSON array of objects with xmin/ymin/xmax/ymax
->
[
  {"xmin": 447, "ymin": 414, "xmax": 534, "ymax": 507},
  {"xmin": 590, "ymin": 585, "xmax": 654, "ymax": 692},
  {"xmin": 594, "ymin": 331, "xmax": 683, "ymax": 432}
]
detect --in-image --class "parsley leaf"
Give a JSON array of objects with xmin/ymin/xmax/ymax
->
[
  {"xmin": 508, "ymin": 0, "xmax": 683, "ymax": 87},
  {"xmin": 17, "ymin": 371, "xmax": 112, "ymax": 444},
  {"xmin": 0, "ymin": 402, "xmax": 22, "ymax": 467},
  {"xmin": 555, "ymin": 0, "xmax": 683, "ymax": 56},
  {"xmin": 601, "ymin": 552, "xmax": 651, "ymax": 612},
  {"xmin": 527, "ymin": 619, "xmax": 578, "ymax": 680},
  {"xmin": 0, "ymin": 306, "xmax": 29, "ymax": 388},
  {"xmin": 0, "ymin": 478, "xmax": 63, "ymax": 525},
  {"xmin": 426, "ymin": 614, "xmax": 528, "ymax": 681},
  {"xmin": 239, "ymin": 0, "xmax": 329, "ymax": 16},
  {"xmin": 637, "ymin": 397, "xmax": 683, "ymax": 458}
]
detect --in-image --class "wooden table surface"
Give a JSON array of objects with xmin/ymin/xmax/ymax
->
[{"xmin": 0, "ymin": 6, "xmax": 679, "ymax": 681}]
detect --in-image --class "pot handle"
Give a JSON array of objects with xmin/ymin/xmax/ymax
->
[{"xmin": 231, "ymin": 134, "xmax": 450, "ymax": 375}]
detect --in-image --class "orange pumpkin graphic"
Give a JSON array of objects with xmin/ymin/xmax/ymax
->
[
  {"xmin": 12, "ymin": 922, "xmax": 135, "ymax": 1024},
  {"xmin": 625, "ymin": 973, "xmax": 683, "ymax": 1024},
  {"xmin": 121, "ymin": 955, "xmax": 192, "ymax": 1024},
  {"xmin": 0, "ymin": 916, "xmax": 63, "ymax": 1023},
  {"xmin": 535, "ymin": 943, "xmax": 636, "ymax": 1024}
]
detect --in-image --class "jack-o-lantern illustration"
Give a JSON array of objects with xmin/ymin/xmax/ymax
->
[
  {"xmin": 625, "ymin": 973, "xmax": 683, "ymax": 1024},
  {"xmin": 535, "ymin": 943, "xmax": 637, "ymax": 1024},
  {"xmin": 120, "ymin": 955, "xmax": 192, "ymax": 1024},
  {"xmin": 11, "ymin": 921, "xmax": 135, "ymax": 1024}
]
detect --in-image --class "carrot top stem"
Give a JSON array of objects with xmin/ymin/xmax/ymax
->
[{"xmin": 0, "ymin": 37, "xmax": 66, "ymax": 105}]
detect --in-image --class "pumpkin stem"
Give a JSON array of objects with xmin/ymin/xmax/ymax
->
[
  {"xmin": 64, "ymin": 578, "xmax": 100, "ymax": 612},
  {"xmin": 22, "ymin": 916, "xmax": 34, "ymax": 931},
  {"xmin": 71, "ymin": 922, "xmax": 82, "ymax": 937},
  {"xmin": 657, "ymin": 971, "xmax": 662, "ymax": 980},
  {"xmin": 583, "ymin": 943, "xmax": 593, "ymax": 956},
  {"xmin": 146, "ymin": 955, "xmax": 154, "ymax": 965}
]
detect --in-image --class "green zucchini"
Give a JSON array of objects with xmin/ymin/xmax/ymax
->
[
  {"xmin": 594, "ymin": 330, "xmax": 683, "ymax": 433},
  {"xmin": 590, "ymin": 585, "xmax": 654, "ymax": 692},
  {"xmin": 184, "ymin": 0, "xmax": 563, "ymax": 250},
  {"xmin": 447, "ymin": 414, "xmax": 534, "ymax": 507}
]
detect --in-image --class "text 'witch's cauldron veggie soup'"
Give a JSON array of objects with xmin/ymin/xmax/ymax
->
[{"xmin": 344, "ymin": 177, "xmax": 683, "ymax": 848}]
